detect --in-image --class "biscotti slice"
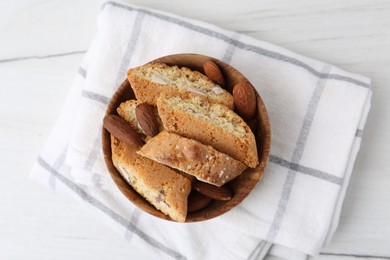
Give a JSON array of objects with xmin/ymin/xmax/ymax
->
[
  {"xmin": 127, "ymin": 62, "xmax": 234, "ymax": 109},
  {"xmin": 157, "ymin": 92, "xmax": 259, "ymax": 168},
  {"xmin": 111, "ymin": 136, "xmax": 191, "ymax": 222},
  {"xmin": 138, "ymin": 131, "xmax": 247, "ymax": 187},
  {"xmin": 116, "ymin": 103, "xmax": 194, "ymax": 181}
]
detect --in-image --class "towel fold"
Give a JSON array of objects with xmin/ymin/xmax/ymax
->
[{"xmin": 31, "ymin": 1, "xmax": 372, "ymax": 259}]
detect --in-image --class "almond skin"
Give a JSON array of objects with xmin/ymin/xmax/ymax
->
[
  {"xmin": 187, "ymin": 191, "xmax": 212, "ymax": 213},
  {"xmin": 103, "ymin": 114, "xmax": 143, "ymax": 148},
  {"xmin": 136, "ymin": 103, "xmax": 160, "ymax": 137},
  {"xmin": 182, "ymin": 144, "xmax": 202, "ymax": 160},
  {"xmin": 233, "ymin": 82, "xmax": 257, "ymax": 121},
  {"xmin": 203, "ymin": 60, "xmax": 225, "ymax": 87},
  {"xmin": 192, "ymin": 181, "xmax": 232, "ymax": 201}
]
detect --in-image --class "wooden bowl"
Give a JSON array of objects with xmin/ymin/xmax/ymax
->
[{"xmin": 102, "ymin": 53, "xmax": 271, "ymax": 222}]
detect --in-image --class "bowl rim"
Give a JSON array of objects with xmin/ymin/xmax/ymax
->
[{"xmin": 102, "ymin": 53, "xmax": 271, "ymax": 222}]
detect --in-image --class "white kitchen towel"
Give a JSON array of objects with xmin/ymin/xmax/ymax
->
[{"xmin": 30, "ymin": 1, "xmax": 372, "ymax": 259}]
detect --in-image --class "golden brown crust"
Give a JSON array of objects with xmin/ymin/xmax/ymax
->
[
  {"xmin": 157, "ymin": 92, "xmax": 258, "ymax": 168},
  {"xmin": 111, "ymin": 135, "xmax": 191, "ymax": 222},
  {"xmin": 138, "ymin": 131, "xmax": 247, "ymax": 187},
  {"xmin": 127, "ymin": 62, "xmax": 234, "ymax": 109},
  {"xmin": 127, "ymin": 75, "xmax": 170, "ymax": 105}
]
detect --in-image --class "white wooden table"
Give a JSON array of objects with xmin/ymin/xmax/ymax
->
[{"xmin": 1, "ymin": 1, "xmax": 389, "ymax": 259}]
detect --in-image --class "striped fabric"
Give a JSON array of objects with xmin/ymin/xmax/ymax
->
[{"xmin": 30, "ymin": 1, "xmax": 372, "ymax": 259}]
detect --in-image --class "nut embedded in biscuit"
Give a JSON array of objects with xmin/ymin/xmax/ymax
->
[
  {"xmin": 111, "ymin": 136, "xmax": 191, "ymax": 222},
  {"xmin": 107, "ymin": 58, "xmax": 265, "ymax": 222},
  {"xmin": 137, "ymin": 131, "xmax": 247, "ymax": 187},
  {"xmin": 127, "ymin": 62, "xmax": 234, "ymax": 108},
  {"xmin": 156, "ymin": 91, "xmax": 259, "ymax": 167}
]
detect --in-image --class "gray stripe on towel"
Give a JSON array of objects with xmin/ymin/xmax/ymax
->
[
  {"xmin": 269, "ymin": 155, "xmax": 343, "ymax": 185},
  {"xmin": 91, "ymin": 173, "xmax": 103, "ymax": 189},
  {"xmin": 82, "ymin": 9, "xmax": 146, "ymax": 220},
  {"xmin": 83, "ymin": 131, "xmax": 102, "ymax": 172},
  {"xmin": 125, "ymin": 209, "xmax": 142, "ymax": 241},
  {"xmin": 78, "ymin": 66, "xmax": 87, "ymax": 78},
  {"xmin": 102, "ymin": 1, "xmax": 370, "ymax": 89},
  {"xmin": 83, "ymin": 127, "xmax": 104, "ymax": 188},
  {"xmin": 355, "ymin": 129, "xmax": 363, "ymax": 137},
  {"xmin": 114, "ymin": 11, "xmax": 145, "ymax": 90},
  {"xmin": 266, "ymin": 65, "xmax": 332, "ymax": 242},
  {"xmin": 81, "ymin": 90, "xmax": 110, "ymax": 105},
  {"xmin": 49, "ymin": 146, "xmax": 68, "ymax": 189},
  {"xmin": 247, "ymin": 241, "xmax": 273, "ymax": 260},
  {"xmin": 37, "ymin": 156, "xmax": 187, "ymax": 260},
  {"xmin": 222, "ymin": 33, "xmax": 240, "ymax": 64}
]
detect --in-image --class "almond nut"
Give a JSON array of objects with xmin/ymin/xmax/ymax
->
[
  {"xmin": 192, "ymin": 181, "xmax": 232, "ymax": 201},
  {"xmin": 135, "ymin": 103, "xmax": 160, "ymax": 137},
  {"xmin": 182, "ymin": 144, "xmax": 202, "ymax": 160},
  {"xmin": 187, "ymin": 191, "xmax": 212, "ymax": 213},
  {"xmin": 203, "ymin": 60, "xmax": 225, "ymax": 87},
  {"xmin": 103, "ymin": 114, "xmax": 144, "ymax": 148},
  {"xmin": 233, "ymin": 82, "xmax": 257, "ymax": 121}
]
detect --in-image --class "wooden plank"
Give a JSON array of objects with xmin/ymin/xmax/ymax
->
[
  {"xmin": 0, "ymin": 0, "xmax": 389, "ymax": 259},
  {"xmin": 0, "ymin": 0, "xmax": 100, "ymax": 60}
]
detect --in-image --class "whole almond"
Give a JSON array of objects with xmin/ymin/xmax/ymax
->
[
  {"xmin": 233, "ymin": 82, "xmax": 257, "ymax": 121},
  {"xmin": 187, "ymin": 191, "xmax": 212, "ymax": 213},
  {"xmin": 203, "ymin": 60, "xmax": 225, "ymax": 87},
  {"xmin": 103, "ymin": 114, "xmax": 143, "ymax": 148},
  {"xmin": 135, "ymin": 103, "xmax": 159, "ymax": 137},
  {"xmin": 192, "ymin": 181, "xmax": 232, "ymax": 201}
]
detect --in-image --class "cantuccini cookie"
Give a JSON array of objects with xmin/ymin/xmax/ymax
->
[
  {"xmin": 127, "ymin": 62, "xmax": 234, "ymax": 108},
  {"xmin": 111, "ymin": 135, "xmax": 191, "ymax": 222},
  {"xmin": 138, "ymin": 131, "xmax": 247, "ymax": 187},
  {"xmin": 156, "ymin": 92, "xmax": 258, "ymax": 168}
]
